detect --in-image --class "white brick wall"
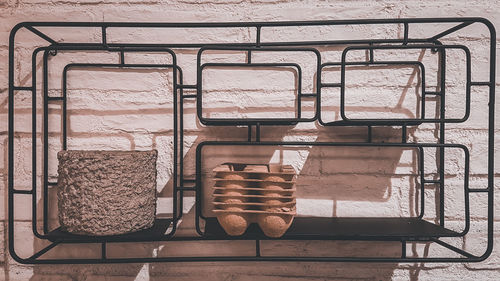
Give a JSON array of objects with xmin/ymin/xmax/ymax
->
[{"xmin": 1, "ymin": 0, "xmax": 500, "ymax": 280}]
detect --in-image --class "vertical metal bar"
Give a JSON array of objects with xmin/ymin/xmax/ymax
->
[
  {"xmin": 486, "ymin": 22, "xmax": 496, "ymax": 259},
  {"xmin": 256, "ymin": 26, "xmax": 261, "ymax": 47},
  {"xmin": 367, "ymin": 126, "xmax": 372, "ymax": 142},
  {"xmin": 340, "ymin": 52, "xmax": 346, "ymax": 120},
  {"xmin": 401, "ymin": 240, "xmax": 407, "ymax": 258},
  {"xmin": 120, "ymin": 49, "xmax": 125, "ymax": 65},
  {"xmin": 418, "ymin": 147, "xmax": 425, "ymax": 218},
  {"xmin": 247, "ymin": 125, "xmax": 252, "ymax": 141},
  {"xmin": 421, "ymin": 92, "xmax": 426, "ymax": 119},
  {"xmin": 172, "ymin": 55, "xmax": 179, "ymax": 229},
  {"xmin": 101, "ymin": 26, "xmax": 107, "ymax": 46},
  {"xmin": 195, "ymin": 143, "xmax": 204, "ymax": 236},
  {"xmin": 31, "ymin": 50, "xmax": 38, "ymax": 235},
  {"xmin": 196, "ymin": 49, "xmax": 203, "ymax": 128},
  {"xmin": 297, "ymin": 65, "xmax": 302, "ymax": 119},
  {"xmin": 464, "ymin": 147, "xmax": 470, "ymax": 234},
  {"xmin": 315, "ymin": 50, "xmax": 322, "ymax": 122},
  {"xmin": 42, "ymin": 50, "xmax": 50, "ymax": 234},
  {"xmin": 101, "ymin": 242, "xmax": 106, "ymax": 260},
  {"xmin": 247, "ymin": 50, "xmax": 252, "ymax": 64},
  {"xmin": 438, "ymin": 45, "xmax": 446, "ymax": 227},
  {"xmin": 62, "ymin": 63, "xmax": 68, "ymax": 150},
  {"xmin": 256, "ymin": 123, "xmax": 261, "ymax": 142},
  {"xmin": 369, "ymin": 43, "xmax": 374, "ymax": 63},
  {"xmin": 8, "ymin": 26, "xmax": 16, "ymax": 259},
  {"xmin": 178, "ymin": 67, "xmax": 184, "ymax": 221},
  {"xmin": 256, "ymin": 240, "xmax": 261, "ymax": 257},
  {"xmin": 403, "ymin": 23, "xmax": 409, "ymax": 45},
  {"xmin": 402, "ymin": 125, "xmax": 407, "ymax": 143}
]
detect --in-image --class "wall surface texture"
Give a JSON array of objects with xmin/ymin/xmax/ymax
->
[{"xmin": 1, "ymin": 0, "xmax": 500, "ymax": 280}]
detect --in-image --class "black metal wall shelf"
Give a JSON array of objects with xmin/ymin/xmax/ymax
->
[{"xmin": 7, "ymin": 18, "xmax": 495, "ymax": 264}]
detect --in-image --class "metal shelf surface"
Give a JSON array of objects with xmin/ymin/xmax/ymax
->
[
  {"xmin": 204, "ymin": 217, "xmax": 461, "ymax": 241},
  {"xmin": 46, "ymin": 219, "xmax": 172, "ymax": 243}
]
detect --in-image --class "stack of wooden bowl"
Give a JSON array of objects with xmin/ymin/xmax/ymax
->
[{"xmin": 212, "ymin": 163, "xmax": 296, "ymax": 238}]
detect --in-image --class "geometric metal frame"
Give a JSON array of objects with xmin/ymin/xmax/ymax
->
[
  {"xmin": 196, "ymin": 46, "xmax": 321, "ymax": 125},
  {"xmin": 338, "ymin": 44, "xmax": 471, "ymax": 124},
  {"xmin": 7, "ymin": 17, "xmax": 496, "ymax": 263}
]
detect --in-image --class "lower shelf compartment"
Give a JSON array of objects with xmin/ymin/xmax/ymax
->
[
  {"xmin": 204, "ymin": 217, "xmax": 461, "ymax": 240},
  {"xmin": 46, "ymin": 218, "xmax": 172, "ymax": 243}
]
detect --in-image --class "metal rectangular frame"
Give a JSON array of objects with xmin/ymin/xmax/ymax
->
[
  {"xmin": 37, "ymin": 46, "xmax": 182, "ymax": 240},
  {"xmin": 196, "ymin": 46, "xmax": 321, "ymax": 125},
  {"xmin": 338, "ymin": 44, "xmax": 471, "ymax": 124},
  {"xmin": 7, "ymin": 17, "xmax": 495, "ymax": 264},
  {"xmin": 195, "ymin": 141, "xmax": 471, "ymax": 238},
  {"xmin": 319, "ymin": 60, "xmax": 427, "ymax": 126}
]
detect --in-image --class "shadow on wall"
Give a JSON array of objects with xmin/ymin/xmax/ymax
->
[{"xmin": 3, "ymin": 45, "xmax": 442, "ymax": 281}]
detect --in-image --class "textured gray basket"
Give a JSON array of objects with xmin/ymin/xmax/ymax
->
[{"xmin": 57, "ymin": 150, "xmax": 158, "ymax": 236}]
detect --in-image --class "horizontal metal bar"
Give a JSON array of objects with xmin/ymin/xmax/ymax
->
[
  {"xmin": 13, "ymin": 189, "xmax": 33, "ymax": 194},
  {"xmin": 321, "ymin": 83, "xmax": 342, "ymax": 88},
  {"xmin": 13, "ymin": 86, "xmax": 33, "ymax": 91},
  {"xmin": 470, "ymin": 81, "xmax": 491, "ymax": 86},
  {"xmin": 65, "ymin": 63, "xmax": 176, "ymax": 69},
  {"xmin": 468, "ymin": 188, "xmax": 490, "ymax": 193},
  {"xmin": 47, "ymin": 182, "xmax": 57, "ymax": 186},
  {"xmin": 423, "ymin": 179, "xmax": 441, "ymax": 184},
  {"xmin": 19, "ymin": 254, "xmax": 483, "ymax": 264},
  {"xmin": 424, "ymin": 91, "xmax": 442, "ymax": 96},
  {"xmin": 179, "ymin": 187, "xmax": 196, "ymax": 191},
  {"xmin": 178, "ymin": 85, "xmax": 197, "ymax": 89},
  {"xmin": 300, "ymin": 93, "xmax": 317, "ymax": 97},
  {"xmin": 206, "ymin": 141, "xmax": 469, "ymax": 148},
  {"xmin": 44, "ymin": 233, "xmax": 447, "ymax": 244},
  {"xmin": 17, "ymin": 18, "xmax": 489, "ymax": 28},
  {"xmin": 198, "ymin": 119, "xmax": 303, "ymax": 126},
  {"xmin": 322, "ymin": 60, "xmax": 424, "ymax": 67},
  {"xmin": 182, "ymin": 94, "xmax": 197, "ymax": 99},
  {"xmin": 198, "ymin": 141, "xmax": 468, "ymax": 149},
  {"xmin": 47, "ymin": 96, "xmax": 64, "ymax": 101},
  {"xmin": 51, "ymin": 39, "xmax": 429, "ymax": 49}
]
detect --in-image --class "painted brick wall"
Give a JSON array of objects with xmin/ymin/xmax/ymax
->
[{"xmin": 1, "ymin": 0, "xmax": 500, "ymax": 280}]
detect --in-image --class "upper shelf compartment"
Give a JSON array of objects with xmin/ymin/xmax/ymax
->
[
  {"xmin": 196, "ymin": 46, "xmax": 320, "ymax": 126},
  {"xmin": 319, "ymin": 44, "xmax": 471, "ymax": 127},
  {"xmin": 194, "ymin": 43, "xmax": 472, "ymax": 128}
]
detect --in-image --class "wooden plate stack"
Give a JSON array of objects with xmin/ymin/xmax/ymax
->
[{"xmin": 212, "ymin": 163, "xmax": 296, "ymax": 238}]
